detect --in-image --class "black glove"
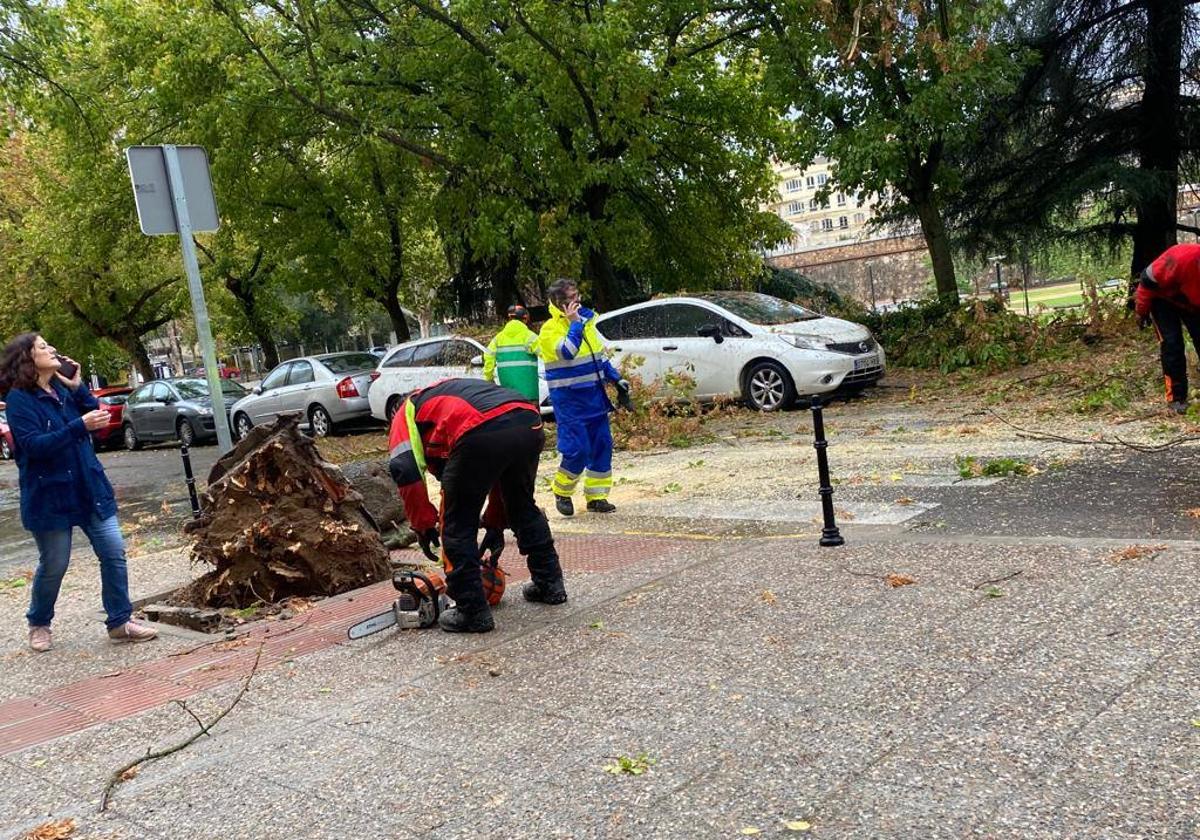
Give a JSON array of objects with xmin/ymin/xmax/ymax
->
[
  {"xmin": 1138, "ymin": 314, "xmax": 1151, "ymax": 330},
  {"xmin": 615, "ymin": 378, "xmax": 634, "ymax": 412},
  {"xmin": 417, "ymin": 527, "xmax": 440, "ymax": 562},
  {"xmin": 479, "ymin": 527, "xmax": 505, "ymax": 564}
]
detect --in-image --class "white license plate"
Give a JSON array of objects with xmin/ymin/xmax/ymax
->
[{"xmin": 853, "ymin": 354, "xmax": 878, "ymax": 371}]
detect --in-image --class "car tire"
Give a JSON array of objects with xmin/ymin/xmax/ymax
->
[
  {"xmin": 744, "ymin": 360, "xmax": 796, "ymax": 412},
  {"xmin": 309, "ymin": 404, "xmax": 333, "ymax": 438},
  {"xmin": 0, "ymin": 438, "xmax": 10, "ymax": 460},
  {"xmin": 123, "ymin": 424, "xmax": 141, "ymax": 451},
  {"xmin": 385, "ymin": 395, "xmax": 405, "ymax": 423},
  {"xmin": 177, "ymin": 418, "xmax": 197, "ymax": 447},
  {"xmin": 234, "ymin": 412, "xmax": 253, "ymax": 441}
]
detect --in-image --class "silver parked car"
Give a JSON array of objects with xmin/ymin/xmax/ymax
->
[
  {"xmin": 229, "ymin": 352, "xmax": 378, "ymax": 439},
  {"xmin": 123, "ymin": 378, "xmax": 248, "ymax": 449}
]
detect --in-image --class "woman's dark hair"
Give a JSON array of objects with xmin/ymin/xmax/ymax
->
[
  {"xmin": 0, "ymin": 333, "xmax": 41, "ymax": 395},
  {"xmin": 546, "ymin": 277, "xmax": 578, "ymax": 309}
]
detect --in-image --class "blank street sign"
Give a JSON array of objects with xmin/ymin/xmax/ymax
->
[{"xmin": 126, "ymin": 145, "xmax": 220, "ymax": 235}]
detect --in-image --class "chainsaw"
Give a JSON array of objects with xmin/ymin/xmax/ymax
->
[{"xmin": 347, "ymin": 569, "xmax": 449, "ymax": 639}]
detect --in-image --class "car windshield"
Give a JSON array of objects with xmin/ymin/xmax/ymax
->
[
  {"xmin": 318, "ymin": 353, "xmax": 379, "ymax": 373},
  {"xmin": 173, "ymin": 379, "xmax": 247, "ymax": 399},
  {"xmin": 694, "ymin": 292, "xmax": 821, "ymax": 324}
]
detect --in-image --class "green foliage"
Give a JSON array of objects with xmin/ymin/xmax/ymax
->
[
  {"xmin": 603, "ymin": 754, "xmax": 655, "ymax": 776},
  {"xmin": 955, "ymin": 455, "xmax": 1034, "ymax": 479}
]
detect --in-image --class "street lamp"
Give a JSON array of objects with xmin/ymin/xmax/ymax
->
[{"xmin": 988, "ymin": 255, "xmax": 1007, "ymax": 300}]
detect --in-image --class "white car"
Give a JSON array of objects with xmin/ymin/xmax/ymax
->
[
  {"xmin": 593, "ymin": 291, "xmax": 885, "ymax": 411},
  {"xmin": 369, "ymin": 335, "xmax": 555, "ymax": 421}
]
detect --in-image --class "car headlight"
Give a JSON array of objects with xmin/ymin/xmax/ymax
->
[
  {"xmin": 779, "ymin": 334, "xmax": 828, "ymax": 351},
  {"xmin": 196, "ymin": 406, "xmax": 213, "ymax": 416}
]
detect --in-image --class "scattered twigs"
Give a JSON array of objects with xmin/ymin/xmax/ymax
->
[
  {"xmin": 987, "ymin": 409, "xmax": 1200, "ymax": 452},
  {"xmin": 99, "ymin": 642, "xmax": 265, "ymax": 812},
  {"xmin": 971, "ymin": 570, "xmax": 1024, "ymax": 590}
]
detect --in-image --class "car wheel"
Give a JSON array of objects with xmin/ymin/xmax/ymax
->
[
  {"xmin": 234, "ymin": 413, "xmax": 253, "ymax": 441},
  {"xmin": 745, "ymin": 360, "xmax": 796, "ymax": 412},
  {"xmin": 177, "ymin": 418, "xmax": 196, "ymax": 447},
  {"xmin": 385, "ymin": 395, "xmax": 405, "ymax": 423},
  {"xmin": 123, "ymin": 424, "xmax": 141, "ymax": 451},
  {"xmin": 309, "ymin": 404, "xmax": 333, "ymax": 438},
  {"xmin": 0, "ymin": 438, "xmax": 10, "ymax": 460}
]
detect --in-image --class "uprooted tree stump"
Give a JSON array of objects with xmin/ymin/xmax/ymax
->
[{"xmin": 180, "ymin": 415, "xmax": 390, "ymax": 608}]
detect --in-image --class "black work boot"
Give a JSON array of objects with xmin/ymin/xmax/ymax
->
[
  {"xmin": 586, "ymin": 499, "xmax": 616, "ymax": 513},
  {"xmin": 555, "ymin": 496, "xmax": 574, "ymax": 517},
  {"xmin": 522, "ymin": 578, "xmax": 568, "ymax": 605},
  {"xmin": 438, "ymin": 605, "xmax": 495, "ymax": 633}
]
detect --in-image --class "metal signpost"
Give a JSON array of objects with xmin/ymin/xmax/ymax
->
[{"xmin": 125, "ymin": 145, "xmax": 232, "ymax": 453}]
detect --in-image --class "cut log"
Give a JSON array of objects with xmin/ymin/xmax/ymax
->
[{"xmin": 180, "ymin": 415, "xmax": 390, "ymax": 608}]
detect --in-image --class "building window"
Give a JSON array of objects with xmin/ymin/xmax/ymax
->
[
  {"xmin": 785, "ymin": 178, "xmax": 802, "ymax": 192},
  {"xmin": 787, "ymin": 201, "xmax": 802, "ymax": 214},
  {"xmin": 806, "ymin": 175, "xmax": 814, "ymax": 187},
  {"xmin": 817, "ymin": 173, "xmax": 828, "ymax": 185},
  {"xmin": 810, "ymin": 221, "xmax": 821, "ymax": 232},
  {"xmin": 854, "ymin": 213, "xmax": 865, "ymax": 224},
  {"xmin": 822, "ymin": 218, "xmax": 833, "ymax": 230},
  {"xmin": 839, "ymin": 216, "xmax": 848, "ymax": 228},
  {"xmin": 808, "ymin": 198, "xmax": 818, "ymax": 210},
  {"xmin": 837, "ymin": 193, "xmax": 846, "ymax": 206}
]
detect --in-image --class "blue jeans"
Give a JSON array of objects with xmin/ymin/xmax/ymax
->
[{"xmin": 26, "ymin": 514, "xmax": 133, "ymax": 631}]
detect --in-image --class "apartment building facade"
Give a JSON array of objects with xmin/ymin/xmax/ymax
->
[{"xmin": 763, "ymin": 157, "xmax": 885, "ymax": 256}]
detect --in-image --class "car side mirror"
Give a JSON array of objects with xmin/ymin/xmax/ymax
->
[
  {"xmin": 160, "ymin": 396, "xmax": 175, "ymax": 405},
  {"xmin": 252, "ymin": 386, "xmax": 263, "ymax": 395},
  {"xmin": 469, "ymin": 355, "xmax": 483, "ymax": 368},
  {"xmin": 697, "ymin": 324, "xmax": 724, "ymax": 344}
]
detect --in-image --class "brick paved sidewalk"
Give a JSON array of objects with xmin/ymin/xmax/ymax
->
[{"xmin": 0, "ymin": 533, "xmax": 687, "ymax": 757}]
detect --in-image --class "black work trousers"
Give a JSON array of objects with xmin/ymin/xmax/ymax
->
[
  {"xmin": 439, "ymin": 412, "xmax": 563, "ymax": 612},
  {"xmin": 1150, "ymin": 298, "xmax": 1200, "ymax": 403}
]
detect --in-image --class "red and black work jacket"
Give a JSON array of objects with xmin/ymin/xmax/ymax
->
[
  {"xmin": 1136, "ymin": 244, "xmax": 1200, "ymax": 317},
  {"xmin": 387, "ymin": 378, "xmax": 536, "ymax": 532}
]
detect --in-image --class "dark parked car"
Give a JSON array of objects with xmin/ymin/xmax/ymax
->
[
  {"xmin": 122, "ymin": 378, "xmax": 247, "ymax": 449},
  {"xmin": 91, "ymin": 386, "xmax": 133, "ymax": 450}
]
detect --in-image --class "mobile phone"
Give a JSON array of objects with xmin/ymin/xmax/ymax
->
[{"xmin": 56, "ymin": 355, "xmax": 78, "ymax": 379}]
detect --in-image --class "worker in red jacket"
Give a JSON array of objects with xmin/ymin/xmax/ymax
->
[
  {"xmin": 1134, "ymin": 243, "xmax": 1200, "ymax": 413},
  {"xmin": 388, "ymin": 378, "xmax": 567, "ymax": 632}
]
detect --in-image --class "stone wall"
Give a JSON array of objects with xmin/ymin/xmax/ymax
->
[{"xmin": 768, "ymin": 236, "xmax": 932, "ymax": 307}]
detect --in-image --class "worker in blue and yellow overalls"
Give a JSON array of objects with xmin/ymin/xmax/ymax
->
[{"xmin": 536, "ymin": 278, "xmax": 631, "ymax": 516}]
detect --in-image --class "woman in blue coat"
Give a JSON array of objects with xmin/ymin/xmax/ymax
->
[{"xmin": 0, "ymin": 333, "xmax": 157, "ymax": 652}]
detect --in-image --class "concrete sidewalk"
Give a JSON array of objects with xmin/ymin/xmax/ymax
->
[{"xmin": 2, "ymin": 524, "xmax": 1198, "ymax": 839}]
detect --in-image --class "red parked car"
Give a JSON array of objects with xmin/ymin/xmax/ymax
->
[
  {"xmin": 91, "ymin": 386, "xmax": 133, "ymax": 449},
  {"xmin": 0, "ymin": 408, "xmax": 12, "ymax": 460}
]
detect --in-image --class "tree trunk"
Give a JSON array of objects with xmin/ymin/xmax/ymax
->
[
  {"xmin": 1130, "ymin": 0, "xmax": 1184, "ymax": 275},
  {"xmin": 381, "ymin": 294, "xmax": 411, "ymax": 343},
  {"xmin": 118, "ymin": 334, "xmax": 154, "ymax": 382},
  {"xmin": 910, "ymin": 190, "xmax": 959, "ymax": 304},
  {"xmin": 578, "ymin": 184, "xmax": 621, "ymax": 310},
  {"xmin": 225, "ymin": 277, "xmax": 280, "ymax": 370},
  {"xmin": 490, "ymin": 250, "xmax": 521, "ymax": 317}
]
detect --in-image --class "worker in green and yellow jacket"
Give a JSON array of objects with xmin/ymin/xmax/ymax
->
[{"xmin": 482, "ymin": 305, "xmax": 539, "ymax": 403}]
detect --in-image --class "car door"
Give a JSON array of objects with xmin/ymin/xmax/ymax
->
[
  {"xmin": 658, "ymin": 303, "xmax": 746, "ymax": 400},
  {"xmin": 276, "ymin": 360, "xmax": 316, "ymax": 419},
  {"xmin": 595, "ymin": 306, "xmax": 667, "ymax": 392},
  {"xmin": 405, "ymin": 340, "xmax": 446, "ymax": 389},
  {"xmin": 123, "ymin": 385, "xmax": 153, "ymax": 438},
  {"xmin": 141, "ymin": 383, "xmax": 173, "ymax": 439},
  {"xmin": 251, "ymin": 363, "xmax": 291, "ymax": 424}
]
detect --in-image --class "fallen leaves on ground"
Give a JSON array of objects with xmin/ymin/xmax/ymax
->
[
  {"xmin": 895, "ymin": 496, "xmax": 915, "ymax": 506},
  {"xmin": 1108, "ymin": 544, "xmax": 1168, "ymax": 564},
  {"xmin": 785, "ymin": 821, "xmax": 812, "ymax": 832},
  {"xmin": 22, "ymin": 818, "xmax": 76, "ymax": 840},
  {"xmin": 1185, "ymin": 508, "xmax": 1200, "ymax": 518},
  {"xmin": 119, "ymin": 766, "xmax": 138, "ymax": 781},
  {"xmin": 885, "ymin": 573, "xmax": 917, "ymax": 588},
  {"xmin": 759, "ymin": 590, "xmax": 778, "ymax": 605}
]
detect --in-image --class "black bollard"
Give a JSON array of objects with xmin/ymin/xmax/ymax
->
[
  {"xmin": 809, "ymin": 396, "xmax": 844, "ymax": 547},
  {"xmin": 179, "ymin": 444, "xmax": 201, "ymax": 520}
]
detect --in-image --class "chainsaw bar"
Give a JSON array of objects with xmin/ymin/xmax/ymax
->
[{"xmin": 347, "ymin": 608, "xmax": 398, "ymax": 640}]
